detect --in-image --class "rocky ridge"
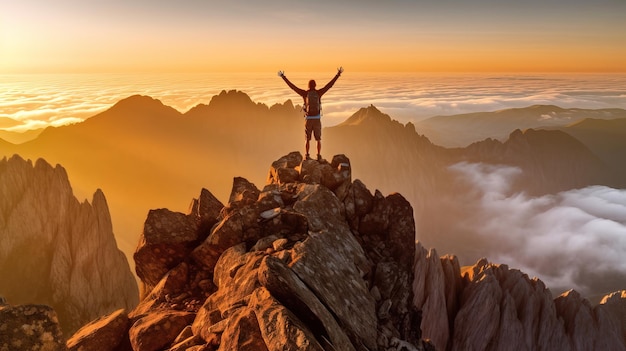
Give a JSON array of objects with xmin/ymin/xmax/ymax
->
[
  {"xmin": 413, "ymin": 248, "xmax": 626, "ymax": 351},
  {"xmin": 0, "ymin": 155, "xmax": 139, "ymax": 335},
  {"xmin": 63, "ymin": 152, "xmax": 429, "ymax": 351}
]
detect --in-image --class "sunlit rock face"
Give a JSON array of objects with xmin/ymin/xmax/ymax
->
[
  {"xmin": 0, "ymin": 154, "xmax": 139, "ymax": 335},
  {"xmin": 413, "ymin": 253, "xmax": 626, "ymax": 351},
  {"xmin": 66, "ymin": 152, "xmax": 432, "ymax": 351}
]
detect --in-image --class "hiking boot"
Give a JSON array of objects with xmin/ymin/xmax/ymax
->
[
  {"xmin": 317, "ymin": 154, "xmax": 323, "ymax": 161},
  {"xmin": 305, "ymin": 154, "xmax": 312, "ymax": 160}
]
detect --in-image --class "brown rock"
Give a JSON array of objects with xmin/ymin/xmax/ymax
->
[
  {"xmin": 192, "ymin": 252, "xmax": 264, "ymax": 341},
  {"xmin": 129, "ymin": 310, "xmax": 195, "ymax": 351},
  {"xmin": 134, "ymin": 209, "xmax": 198, "ymax": 288},
  {"xmin": 227, "ymin": 177, "xmax": 260, "ymax": 209},
  {"xmin": 217, "ymin": 307, "xmax": 267, "ymax": 351},
  {"xmin": 267, "ymin": 151, "xmax": 303, "ymax": 185},
  {"xmin": 191, "ymin": 211, "xmax": 245, "ymax": 271},
  {"xmin": 0, "ymin": 304, "xmax": 65, "ymax": 351},
  {"xmin": 67, "ymin": 309, "xmax": 130, "ymax": 351},
  {"xmin": 257, "ymin": 256, "xmax": 355, "ymax": 351},
  {"xmin": 249, "ymin": 287, "xmax": 324, "ymax": 351},
  {"xmin": 189, "ymin": 188, "xmax": 225, "ymax": 239}
]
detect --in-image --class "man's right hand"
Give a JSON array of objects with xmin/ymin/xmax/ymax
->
[
  {"xmin": 337, "ymin": 66, "xmax": 344, "ymax": 75},
  {"xmin": 277, "ymin": 70, "xmax": 285, "ymax": 77}
]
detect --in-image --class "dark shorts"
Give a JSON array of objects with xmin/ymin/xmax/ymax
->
[{"xmin": 305, "ymin": 118, "xmax": 322, "ymax": 141}]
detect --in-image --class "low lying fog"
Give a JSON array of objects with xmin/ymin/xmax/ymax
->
[{"xmin": 433, "ymin": 162, "xmax": 626, "ymax": 297}]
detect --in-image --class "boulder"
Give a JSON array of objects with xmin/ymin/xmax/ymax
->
[
  {"xmin": 67, "ymin": 309, "xmax": 130, "ymax": 351},
  {"xmin": 129, "ymin": 310, "xmax": 195, "ymax": 351},
  {"xmin": 0, "ymin": 304, "xmax": 65, "ymax": 351}
]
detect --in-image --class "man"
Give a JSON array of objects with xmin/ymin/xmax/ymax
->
[{"xmin": 278, "ymin": 67, "xmax": 343, "ymax": 161}]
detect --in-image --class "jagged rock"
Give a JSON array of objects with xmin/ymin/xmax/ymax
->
[
  {"xmin": 216, "ymin": 305, "xmax": 267, "ymax": 351},
  {"xmin": 555, "ymin": 290, "xmax": 626, "ymax": 351},
  {"xmin": 189, "ymin": 188, "xmax": 225, "ymax": 237},
  {"xmin": 0, "ymin": 304, "xmax": 65, "ymax": 351},
  {"xmin": 227, "ymin": 177, "xmax": 260, "ymax": 209},
  {"xmin": 257, "ymin": 255, "xmax": 355, "ymax": 351},
  {"xmin": 249, "ymin": 287, "xmax": 324, "ymax": 351},
  {"xmin": 66, "ymin": 309, "xmax": 130, "ymax": 351},
  {"xmin": 412, "ymin": 251, "xmax": 626, "ymax": 351},
  {"xmin": 0, "ymin": 155, "xmax": 138, "ymax": 335},
  {"xmin": 290, "ymin": 185, "xmax": 376, "ymax": 348},
  {"xmin": 267, "ymin": 151, "xmax": 303, "ymax": 185},
  {"xmin": 129, "ymin": 310, "xmax": 195, "ymax": 351},
  {"xmin": 412, "ymin": 245, "xmax": 449, "ymax": 351},
  {"xmin": 134, "ymin": 208, "xmax": 199, "ymax": 289},
  {"xmin": 601, "ymin": 291, "xmax": 626, "ymax": 341}
]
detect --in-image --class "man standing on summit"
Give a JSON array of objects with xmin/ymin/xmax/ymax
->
[{"xmin": 278, "ymin": 67, "xmax": 343, "ymax": 161}]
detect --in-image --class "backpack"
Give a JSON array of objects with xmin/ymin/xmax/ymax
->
[{"xmin": 305, "ymin": 90, "xmax": 321, "ymax": 116}]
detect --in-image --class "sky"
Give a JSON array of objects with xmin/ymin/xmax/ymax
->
[{"xmin": 2, "ymin": 0, "xmax": 626, "ymax": 73}]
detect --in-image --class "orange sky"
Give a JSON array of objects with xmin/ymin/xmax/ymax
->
[{"xmin": 1, "ymin": 0, "xmax": 626, "ymax": 73}]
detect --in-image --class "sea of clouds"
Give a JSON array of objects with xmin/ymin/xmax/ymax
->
[
  {"xmin": 447, "ymin": 162, "xmax": 626, "ymax": 297},
  {"xmin": 1, "ymin": 72, "xmax": 626, "ymax": 132}
]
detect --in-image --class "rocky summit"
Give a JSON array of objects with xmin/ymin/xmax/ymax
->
[{"xmin": 63, "ymin": 152, "xmax": 430, "ymax": 351}]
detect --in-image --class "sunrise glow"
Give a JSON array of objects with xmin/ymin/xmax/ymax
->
[{"xmin": 1, "ymin": 0, "xmax": 625, "ymax": 74}]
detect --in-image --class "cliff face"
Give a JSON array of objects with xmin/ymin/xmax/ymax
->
[
  {"xmin": 66, "ymin": 152, "xmax": 431, "ymax": 351},
  {"xmin": 413, "ymin": 247, "xmax": 626, "ymax": 351},
  {"xmin": 0, "ymin": 155, "xmax": 139, "ymax": 335}
]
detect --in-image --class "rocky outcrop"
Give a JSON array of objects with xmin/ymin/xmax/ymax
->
[
  {"xmin": 67, "ymin": 152, "xmax": 432, "ymax": 351},
  {"xmin": 413, "ymin": 250, "xmax": 626, "ymax": 351},
  {"xmin": 0, "ymin": 155, "xmax": 139, "ymax": 335},
  {"xmin": 0, "ymin": 302, "xmax": 66, "ymax": 351}
]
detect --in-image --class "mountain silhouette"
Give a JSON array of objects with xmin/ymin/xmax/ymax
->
[
  {"xmin": 556, "ymin": 118, "xmax": 626, "ymax": 180},
  {"xmin": 1, "ymin": 92, "xmax": 623, "ymax": 299},
  {"xmin": 416, "ymin": 105, "xmax": 626, "ymax": 147}
]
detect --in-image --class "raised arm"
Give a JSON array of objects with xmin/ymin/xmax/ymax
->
[
  {"xmin": 278, "ymin": 71, "xmax": 306, "ymax": 96},
  {"xmin": 318, "ymin": 67, "xmax": 343, "ymax": 96}
]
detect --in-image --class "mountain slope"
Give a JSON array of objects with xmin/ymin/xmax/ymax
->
[
  {"xmin": 0, "ymin": 91, "xmax": 303, "ymax": 261},
  {"xmin": 416, "ymin": 105, "xmax": 626, "ymax": 147},
  {"xmin": 557, "ymin": 118, "xmax": 626, "ymax": 178},
  {"xmin": 0, "ymin": 155, "xmax": 139, "ymax": 335}
]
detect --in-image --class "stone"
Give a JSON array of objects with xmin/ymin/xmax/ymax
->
[
  {"xmin": 129, "ymin": 310, "xmax": 195, "ymax": 351},
  {"xmin": 135, "ymin": 208, "xmax": 198, "ymax": 288},
  {"xmin": 249, "ymin": 287, "xmax": 324, "ymax": 351},
  {"xmin": 189, "ymin": 188, "xmax": 225, "ymax": 239},
  {"xmin": 67, "ymin": 309, "xmax": 130, "ymax": 351},
  {"xmin": 257, "ymin": 256, "xmax": 355, "ymax": 351},
  {"xmin": 0, "ymin": 304, "xmax": 65, "ymax": 351},
  {"xmin": 227, "ymin": 177, "xmax": 260, "ymax": 209}
]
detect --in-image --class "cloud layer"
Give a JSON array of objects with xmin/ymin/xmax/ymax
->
[
  {"xmin": 2, "ymin": 73, "xmax": 625, "ymax": 132},
  {"xmin": 447, "ymin": 162, "xmax": 626, "ymax": 297}
]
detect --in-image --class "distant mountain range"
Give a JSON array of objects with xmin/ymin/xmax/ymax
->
[
  {"xmin": 1, "ymin": 92, "xmax": 625, "ymax": 297},
  {"xmin": 0, "ymin": 128, "xmax": 43, "ymax": 144},
  {"xmin": 415, "ymin": 105, "xmax": 626, "ymax": 147}
]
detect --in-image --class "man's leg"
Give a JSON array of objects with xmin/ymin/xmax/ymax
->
[
  {"xmin": 314, "ymin": 119, "xmax": 322, "ymax": 160},
  {"xmin": 305, "ymin": 138, "xmax": 311, "ymax": 158},
  {"xmin": 305, "ymin": 119, "xmax": 312, "ymax": 158}
]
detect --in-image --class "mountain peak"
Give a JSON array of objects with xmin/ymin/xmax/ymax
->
[
  {"xmin": 110, "ymin": 95, "xmax": 171, "ymax": 113},
  {"xmin": 339, "ymin": 104, "xmax": 392, "ymax": 126}
]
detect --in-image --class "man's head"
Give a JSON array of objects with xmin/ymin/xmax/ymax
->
[{"xmin": 308, "ymin": 80, "xmax": 316, "ymax": 89}]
